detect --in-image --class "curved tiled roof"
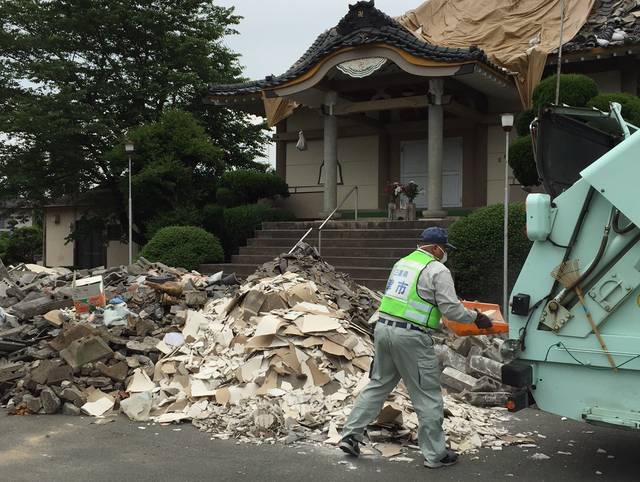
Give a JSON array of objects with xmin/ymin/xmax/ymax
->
[
  {"xmin": 209, "ymin": 1, "xmax": 505, "ymax": 97},
  {"xmin": 563, "ymin": 0, "xmax": 640, "ymax": 53}
]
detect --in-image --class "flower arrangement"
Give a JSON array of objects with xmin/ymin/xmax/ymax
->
[
  {"xmin": 402, "ymin": 180, "xmax": 422, "ymax": 203},
  {"xmin": 384, "ymin": 181, "xmax": 404, "ymax": 203}
]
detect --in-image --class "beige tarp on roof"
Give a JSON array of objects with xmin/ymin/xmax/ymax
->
[{"xmin": 397, "ymin": 0, "xmax": 595, "ymax": 108}]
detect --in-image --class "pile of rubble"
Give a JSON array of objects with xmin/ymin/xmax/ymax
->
[{"xmin": 1, "ymin": 245, "xmax": 517, "ymax": 455}]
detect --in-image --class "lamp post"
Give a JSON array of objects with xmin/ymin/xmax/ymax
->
[
  {"xmin": 125, "ymin": 140, "xmax": 135, "ymax": 265},
  {"xmin": 501, "ymin": 114, "xmax": 514, "ymax": 320}
]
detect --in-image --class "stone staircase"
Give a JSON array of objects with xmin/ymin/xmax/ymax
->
[{"xmin": 200, "ymin": 219, "xmax": 455, "ymax": 290}]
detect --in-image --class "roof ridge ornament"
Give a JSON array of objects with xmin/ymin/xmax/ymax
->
[{"xmin": 337, "ymin": 0, "xmax": 397, "ymax": 36}]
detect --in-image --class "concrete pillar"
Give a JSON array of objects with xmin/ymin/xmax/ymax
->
[
  {"xmin": 322, "ymin": 91, "xmax": 338, "ymax": 217},
  {"xmin": 423, "ymin": 78, "xmax": 447, "ymax": 219}
]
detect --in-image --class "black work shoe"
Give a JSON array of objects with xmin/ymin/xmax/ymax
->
[
  {"xmin": 339, "ymin": 436, "xmax": 361, "ymax": 457},
  {"xmin": 424, "ymin": 449, "xmax": 459, "ymax": 469}
]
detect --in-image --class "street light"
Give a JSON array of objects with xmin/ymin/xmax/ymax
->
[
  {"xmin": 501, "ymin": 113, "xmax": 514, "ymax": 321},
  {"xmin": 125, "ymin": 140, "xmax": 135, "ymax": 265}
]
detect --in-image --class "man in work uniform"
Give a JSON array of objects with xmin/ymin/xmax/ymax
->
[{"xmin": 339, "ymin": 227, "xmax": 493, "ymax": 469}]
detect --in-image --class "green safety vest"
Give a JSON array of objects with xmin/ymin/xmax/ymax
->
[{"xmin": 379, "ymin": 250, "xmax": 442, "ymax": 329}]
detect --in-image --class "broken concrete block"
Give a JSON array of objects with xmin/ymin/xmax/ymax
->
[
  {"xmin": 49, "ymin": 324, "xmax": 94, "ymax": 351},
  {"xmin": 62, "ymin": 402, "xmax": 81, "ymax": 416},
  {"xmin": 472, "ymin": 376, "xmax": 510, "ymax": 393},
  {"xmin": 464, "ymin": 391, "xmax": 510, "ymax": 407},
  {"xmin": 61, "ymin": 387, "xmax": 87, "ymax": 408},
  {"xmin": 59, "ymin": 336, "xmax": 113, "ymax": 369},
  {"xmin": 441, "ymin": 367, "xmax": 479, "ymax": 393},
  {"xmin": 435, "ymin": 345, "xmax": 467, "ymax": 373},
  {"xmin": 23, "ymin": 394, "xmax": 42, "ymax": 413},
  {"xmin": 40, "ymin": 387, "xmax": 62, "ymax": 414},
  {"xmin": 451, "ymin": 337, "xmax": 472, "ymax": 357},
  {"xmin": 96, "ymin": 361, "xmax": 128, "ymax": 382},
  {"xmin": 30, "ymin": 360, "xmax": 59, "ymax": 385},
  {"xmin": 46, "ymin": 364, "xmax": 73, "ymax": 385},
  {"xmin": 467, "ymin": 355, "xmax": 504, "ymax": 380}
]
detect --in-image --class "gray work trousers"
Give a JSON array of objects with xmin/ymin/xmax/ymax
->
[{"xmin": 341, "ymin": 321, "xmax": 447, "ymax": 463}]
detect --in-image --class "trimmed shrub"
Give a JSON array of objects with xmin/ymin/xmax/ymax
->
[
  {"xmin": 509, "ymin": 135, "xmax": 540, "ymax": 187},
  {"xmin": 202, "ymin": 204, "xmax": 224, "ymax": 236},
  {"xmin": 145, "ymin": 206, "xmax": 204, "ymax": 239},
  {"xmin": 140, "ymin": 226, "xmax": 223, "ymax": 270},
  {"xmin": 221, "ymin": 170, "xmax": 289, "ymax": 205},
  {"xmin": 5, "ymin": 226, "xmax": 43, "ymax": 265},
  {"xmin": 215, "ymin": 187, "xmax": 240, "ymax": 208},
  {"xmin": 221, "ymin": 204, "xmax": 294, "ymax": 257},
  {"xmin": 448, "ymin": 204, "xmax": 531, "ymax": 304},
  {"xmin": 0, "ymin": 232, "xmax": 10, "ymax": 261},
  {"xmin": 532, "ymin": 74, "xmax": 599, "ymax": 112},
  {"xmin": 588, "ymin": 93, "xmax": 640, "ymax": 126},
  {"xmin": 515, "ymin": 109, "xmax": 535, "ymax": 137}
]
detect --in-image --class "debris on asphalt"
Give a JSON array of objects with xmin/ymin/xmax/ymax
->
[{"xmin": 1, "ymin": 245, "xmax": 517, "ymax": 454}]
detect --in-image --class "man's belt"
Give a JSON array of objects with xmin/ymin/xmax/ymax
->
[{"xmin": 378, "ymin": 317, "xmax": 428, "ymax": 333}]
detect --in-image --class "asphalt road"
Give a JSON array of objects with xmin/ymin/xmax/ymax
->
[{"xmin": 0, "ymin": 407, "xmax": 638, "ymax": 482}]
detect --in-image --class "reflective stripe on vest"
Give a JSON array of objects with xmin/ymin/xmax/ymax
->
[{"xmin": 378, "ymin": 250, "xmax": 442, "ymax": 329}]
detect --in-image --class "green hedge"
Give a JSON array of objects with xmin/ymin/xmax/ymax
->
[
  {"xmin": 515, "ymin": 109, "xmax": 535, "ymax": 137},
  {"xmin": 215, "ymin": 187, "xmax": 240, "ymax": 208},
  {"xmin": 587, "ymin": 93, "xmax": 640, "ymax": 126},
  {"xmin": 509, "ymin": 135, "xmax": 539, "ymax": 187},
  {"xmin": 201, "ymin": 204, "xmax": 224, "ymax": 237},
  {"xmin": 448, "ymin": 204, "xmax": 531, "ymax": 304},
  {"xmin": 145, "ymin": 206, "xmax": 204, "ymax": 239},
  {"xmin": 220, "ymin": 170, "xmax": 289, "ymax": 206},
  {"xmin": 140, "ymin": 226, "xmax": 223, "ymax": 270},
  {"xmin": 4, "ymin": 226, "xmax": 42, "ymax": 265},
  {"xmin": 221, "ymin": 204, "xmax": 293, "ymax": 257},
  {"xmin": 532, "ymin": 74, "xmax": 599, "ymax": 112}
]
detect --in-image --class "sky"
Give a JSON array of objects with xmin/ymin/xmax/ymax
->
[{"xmin": 215, "ymin": 0, "xmax": 423, "ymax": 165}]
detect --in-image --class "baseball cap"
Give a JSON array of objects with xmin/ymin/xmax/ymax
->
[{"xmin": 419, "ymin": 227, "xmax": 456, "ymax": 250}]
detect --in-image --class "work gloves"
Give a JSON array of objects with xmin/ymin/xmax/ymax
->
[{"xmin": 474, "ymin": 311, "xmax": 493, "ymax": 329}]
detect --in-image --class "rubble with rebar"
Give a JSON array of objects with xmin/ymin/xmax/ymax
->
[{"xmin": 0, "ymin": 245, "xmax": 520, "ymax": 456}]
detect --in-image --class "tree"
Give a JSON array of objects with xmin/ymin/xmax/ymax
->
[
  {"xmin": 0, "ymin": 0, "xmax": 269, "ymax": 214},
  {"xmin": 105, "ymin": 109, "xmax": 223, "ymax": 244}
]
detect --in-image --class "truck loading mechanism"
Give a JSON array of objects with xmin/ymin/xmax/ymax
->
[{"xmin": 502, "ymin": 103, "xmax": 640, "ymax": 429}]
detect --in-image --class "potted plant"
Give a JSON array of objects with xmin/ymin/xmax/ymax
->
[
  {"xmin": 402, "ymin": 181, "xmax": 422, "ymax": 221},
  {"xmin": 384, "ymin": 182, "xmax": 403, "ymax": 220}
]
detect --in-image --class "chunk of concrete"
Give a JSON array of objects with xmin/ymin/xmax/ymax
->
[
  {"xmin": 435, "ymin": 345, "xmax": 468, "ymax": 373},
  {"xmin": 467, "ymin": 355, "xmax": 504, "ymax": 380},
  {"xmin": 61, "ymin": 387, "xmax": 87, "ymax": 408},
  {"xmin": 49, "ymin": 324, "xmax": 94, "ymax": 351},
  {"xmin": 60, "ymin": 336, "xmax": 113, "ymax": 369},
  {"xmin": 464, "ymin": 391, "xmax": 510, "ymax": 407},
  {"xmin": 472, "ymin": 376, "xmax": 510, "ymax": 393},
  {"xmin": 96, "ymin": 361, "xmax": 129, "ymax": 382},
  {"xmin": 441, "ymin": 367, "xmax": 479, "ymax": 393},
  {"xmin": 62, "ymin": 402, "xmax": 81, "ymax": 416},
  {"xmin": 23, "ymin": 394, "xmax": 42, "ymax": 413},
  {"xmin": 451, "ymin": 337, "xmax": 472, "ymax": 357},
  {"xmin": 40, "ymin": 386, "xmax": 61, "ymax": 414},
  {"xmin": 46, "ymin": 364, "xmax": 73, "ymax": 385}
]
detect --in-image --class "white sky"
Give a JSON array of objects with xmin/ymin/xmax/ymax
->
[{"xmin": 215, "ymin": 0, "xmax": 422, "ymax": 165}]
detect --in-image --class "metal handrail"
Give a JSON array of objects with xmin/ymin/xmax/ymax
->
[
  {"xmin": 318, "ymin": 186, "xmax": 358, "ymax": 255},
  {"xmin": 287, "ymin": 186, "xmax": 359, "ymax": 256},
  {"xmin": 287, "ymin": 227, "xmax": 313, "ymax": 255}
]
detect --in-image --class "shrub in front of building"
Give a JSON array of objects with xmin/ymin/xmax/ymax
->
[
  {"xmin": 221, "ymin": 204, "xmax": 293, "ymax": 258},
  {"xmin": 4, "ymin": 226, "xmax": 42, "ymax": 265},
  {"xmin": 588, "ymin": 92, "xmax": 640, "ymax": 126},
  {"xmin": 218, "ymin": 170, "xmax": 289, "ymax": 207},
  {"xmin": 140, "ymin": 226, "xmax": 223, "ymax": 270},
  {"xmin": 448, "ymin": 203, "xmax": 531, "ymax": 305},
  {"xmin": 532, "ymin": 74, "xmax": 599, "ymax": 112},
  {"xmin": 509, "ymin": 135, "xmax": 540, "ymax": 187}
]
